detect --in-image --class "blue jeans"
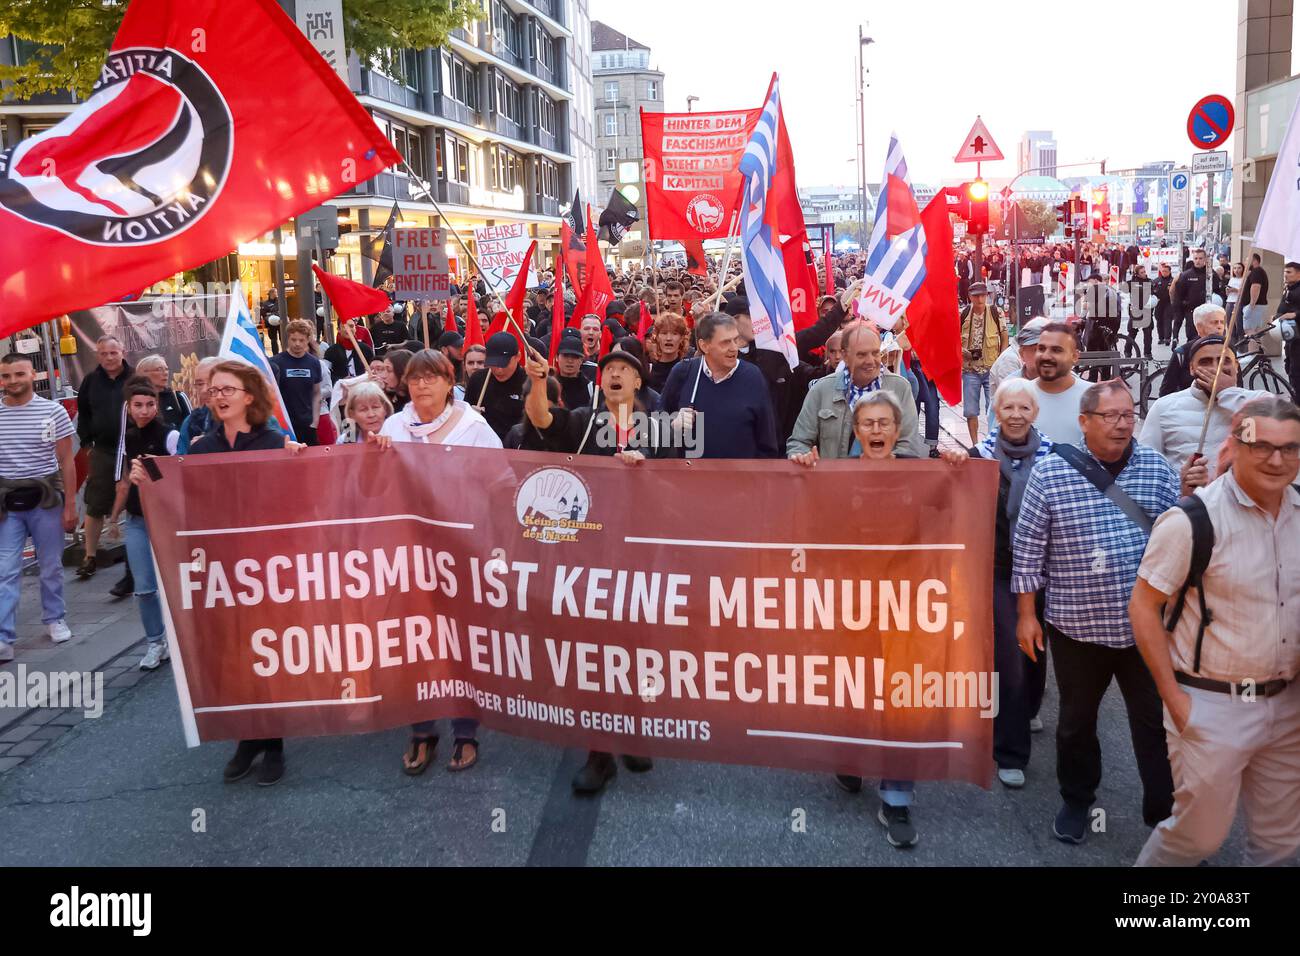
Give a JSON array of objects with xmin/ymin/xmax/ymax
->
[
  {"xmin": 962, "ymin": 369, "xmax": 991, "ymax": 419},
  {"xmin": 0, "ymin": 504, "xmax": 66, "ymax": 645},
  {"xmin": 124, "ymin": 514, "xmax": 164, "ymax": 644},
  {"xmin": 412, "ymin": 718, "xmax": 478, "ymax": 740}
]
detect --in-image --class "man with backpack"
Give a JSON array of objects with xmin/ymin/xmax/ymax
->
[
  {"xmin": 1012, "ymin": 380, "xmax": 1180, "ymax": 845},
  {"xmin": 1129, "ymin": 395, "xmax": 1300, "ymax": 866}
]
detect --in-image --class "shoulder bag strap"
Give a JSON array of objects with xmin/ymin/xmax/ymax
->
[{"xmin": 1052, "ymin": 444, "xmax": 1154, "ymax": 535}]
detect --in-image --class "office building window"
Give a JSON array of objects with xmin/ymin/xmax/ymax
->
[
  {"xmin": 371, "ymin": 48, "xmax": 420, "ymax": 91},
  {"xmin": 604, "ymin": 148, "xmax": 617, "ymax": 171},
  {"xmin": 604, "ymin": 80, "xmax": 619, "ymax": 103},
  {"xmin": 604, "ymin": 114, "xmax": 617, "ymax": 137},
  {"xmin": 494, "ymin": 3, "xmax": 520, "ymax": 57},
  {"xmin": 646, "ymin": 80, "xmax": 658, "ymax": 101},
  {"xmin": 535, "ymin": 25, "xmax": 554, "ymax": 71},
  {"xmin": 537, "ymin": 94, "xmax": 556, "ymax": 134},
  {"xmin": 444, "ymin": 53, "xmax": 480, "ymax": 110},
  {"xmin": 496, "ymin": 74, "xmax": 522, "ymax": 123},
  {"xmin": 443, "ymin": 132, "xmax": 472, "ymax": 186}
]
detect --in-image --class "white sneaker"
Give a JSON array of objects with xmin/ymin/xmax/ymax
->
[
  {"xmin": 998, "ymin": 767, "xmax": 1026, "ymax": 789},
  {"xmin": 139, "ymin": 642, "xmax": 170, "ymax": 671},
  {"xmin": 1029, "ymin": 717, "xmax": 1044, "ymax": 734},
  {"xmin": 49, "ymin": 620, "xmax": 72, "ymax": 644},
  {"xmin": 0, "ymin": 642, "xmax": 13, "ymax": 663}
]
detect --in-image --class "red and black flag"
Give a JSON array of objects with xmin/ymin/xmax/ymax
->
[
  {"xmin": 684, "ymin": 239, "xmax": 710, "ymax": 277},
  {"xmin": 0, "ymin": 0, "xmax": 401, "ymax": 333},
  {"xmin": 598, "ymin": 186, "xmax": 639, "ymax": 245}
]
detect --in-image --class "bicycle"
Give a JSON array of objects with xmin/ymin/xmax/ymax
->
[{"xmin": 1235, "ymin": 325, "xmax": 1295, "ymax": 400}]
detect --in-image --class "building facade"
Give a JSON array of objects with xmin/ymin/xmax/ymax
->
[
  {"xmin": 1018, "ymin": 130, "xmax": 1057, "ymax": 178},
  {"xmin": 591, "ymin": 21, "xmax": 663, "ymax": 257},
  {"xmin": 1, "ymin": 0, "xmax": 599, "ymax": 312}
]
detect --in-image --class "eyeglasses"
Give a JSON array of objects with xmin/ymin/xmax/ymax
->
[
  {"xmin": 207, "ymin": 385, "xmax": 247, "ymax": 398},
  {"xmin": 1085, "ymin": 411, "xmax": 1136, "ymax": 425},
  {"xmin": 1234, "ymin": 436, "xmax": 1300, "ymax": 461}
]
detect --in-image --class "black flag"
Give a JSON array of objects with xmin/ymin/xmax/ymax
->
[
  {"xmin": 364, "ymin": 202, "xmax": 401, "ymax": 287},
  {"xmin": 598, "ymin": 187, "xmax": 639, "ymax": 244}
]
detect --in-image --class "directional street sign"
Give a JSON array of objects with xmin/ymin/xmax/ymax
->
[
  {"xmin": 954, "ymin": 116, "xmax": 1004, "ymax": 163},
  {"xmin": 1187, "ymin": 94, "xmax": 1234, "ymax": 151},
  {"xmin": 1168, "ymin": 169, "xmax": 1192, "ymax": 233}
]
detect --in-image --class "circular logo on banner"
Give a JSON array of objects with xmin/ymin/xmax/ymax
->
[
  {"xmin": 0, "ymin": 47, "xmax": 233, "ymax": 246},
  {"xmin": 685, "ymin": 194, "xmax": 726, "ymax": 234},
  {"xmin": 515, "ymin": 467, "xmax": 602, "ymax": 544}
]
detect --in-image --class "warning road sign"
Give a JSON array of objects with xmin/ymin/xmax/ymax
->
[{"xmin": 954, "ymin": 116, "xmax": 1004, "ymax": 163}]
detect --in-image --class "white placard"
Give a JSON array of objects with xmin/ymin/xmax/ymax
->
[
  {"xmin": 473, "ymin": 223, "xmax": 539, "ymax": 292},
  {"xmin": 1191, "ymin": 151, "xmax": 1228, "ymax": 174}
]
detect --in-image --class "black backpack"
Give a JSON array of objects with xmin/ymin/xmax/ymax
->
[{"xmin": 1164, "ymin": 484, "xmax": 1300, "ymax": 673}]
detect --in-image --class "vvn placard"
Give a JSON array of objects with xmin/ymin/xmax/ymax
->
[{"xmin": 142, "ymin": 445, "xmax": 998, "ymax": 786}]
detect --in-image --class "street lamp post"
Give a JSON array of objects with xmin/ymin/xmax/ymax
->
[
  {"xmin": 686, "ymin": 95, "xmax": 699, "ymax": 113},
  {"xmin": 857, "ymin": 29, "xmax": 874, "ymax": 245}
]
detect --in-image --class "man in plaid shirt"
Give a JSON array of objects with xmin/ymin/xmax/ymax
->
[{"xmin": 1012, "ymin": 380, "xmax": 1180, "ymax": 845}]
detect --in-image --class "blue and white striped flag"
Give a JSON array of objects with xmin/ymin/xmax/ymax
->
[
  {"xmin": 857, "ymin": 134, "xmax": 927, "ymax": 331},
  {"xmin": 737, "ymin": 76, "xmax": 799, "ymax": 370},
  {"xmin": 217, "ymin": 281, "xmax": 297, "ymax": 439}
]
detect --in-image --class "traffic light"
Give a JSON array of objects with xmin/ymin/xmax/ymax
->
[
  {"xmin": 1100, "ymin": 208, "xmax": 1111, "ymax": 233},
  {"xmin": 1055, "ymin": 200, "xmax": 1072, "ymax": 238},
  {"xmin": 966, "ymin": 179, "xmax": 989, "ymax": 234},
  {"xmin": 1091, "ymin": 207, "xmax": 1103, "ymax": 235}
]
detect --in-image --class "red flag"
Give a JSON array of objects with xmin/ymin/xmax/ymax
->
[
  {"xmin": 641, "ymin": 106, "xmax": 762, "ymax": 241},
  {"xmin": 574, "ymin": 207, "xmax": 614, "ymax": 320},
  {"xmin": 906, "ymin": 195, "xmax": 963, "ymax": 407},
  {"xmin": 504, "ymin": 239, "xmax": 537, "ymax": 329},
  {"xmin": 779, "ymin": 233, "xmax": 818, "ymax": 333},
  {"xmin": 0, "ymin": 0, "xmax": 400, "ymax": 333},
  {"xmin": 824, "ymin": 251, "xmax": 835, "ymax": 297},
  {"xmin": 312, "ymin": 264, "xmax": 391, "ymax": 321},
  {"xmin": 684, "ymin": 239, "xmax": 709, "ymax": 277},
  {"xmin": 561, "ymin": 219, "xmax": 586, "ymax": 294},
  {"xmin": 594, "ymin": 322, "xmax": 614, "ymax": 386},
  {"xmin": 463, "ymin": 287, "xmax": 484, "ymax": 350},
  {"xmin": 549, "ymin": 267, "xmax": 566, "ymax": 367},
  {"xmin": 635, "ymin": 302, "xmax": 653, "ymax": 341}
]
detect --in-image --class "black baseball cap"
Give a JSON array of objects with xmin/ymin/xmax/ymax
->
[
  {"xmin": 557, "ymin": 330, "xmax": 584, "ymax": 357},
  {"xmin": 722, "ymin": 296, "xmax": 750, "ymax": 317},
  {"xmin": 485, "ymin": 331, "xmax": 520, "ymax": 368},
  {"xmin": 436, "ymin": 330, "xmax": 464, "ymax": 350}
]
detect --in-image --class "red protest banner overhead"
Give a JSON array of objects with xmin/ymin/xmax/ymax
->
[
  {"xmin": 142, "ymin": 446, "xmax": 998, "ymax": 786},
  {"xmin": 641, "ymin": 107, "xmax": 762, "ymax": 241}
]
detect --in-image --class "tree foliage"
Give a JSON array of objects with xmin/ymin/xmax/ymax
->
[
  {"xmin": 0, "ymin": 0, "xmax": 482, "ymax": 98},
  {"xmin": 1018, "ymin": 199, "xmax": 1062, "ymax": 239}
]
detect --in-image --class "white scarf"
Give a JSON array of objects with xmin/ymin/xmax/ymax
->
[{"xmin": 399, "ymin": 401, "xmax": 455, "ymax": 442}]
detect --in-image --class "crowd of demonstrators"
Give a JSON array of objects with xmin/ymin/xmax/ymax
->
[{"xmin": 6, "ymin": 239, "xmax": 1294, "ymax": 863}]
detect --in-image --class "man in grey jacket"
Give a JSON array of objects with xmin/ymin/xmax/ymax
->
[{"xmin": 787, "ymin": 322, "xmax": 925, "ymax": 460}]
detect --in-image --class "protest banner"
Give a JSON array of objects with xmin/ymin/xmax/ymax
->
[
  {"xmin": 473, "ymin": 223, "xmax": 539, "ymax": 293},
  {"xmin": 143, "ymin": 447, "xmax": 997, "ymax": 786},
  {"xmin": 641, "ymin": 108, "xmax": 762, "ymax": 241},
  {"xmin": 66, "ymin": 293, "xmax": 227, "ymax": 397},
  {"xmin": 391, "ymin": 228, "xmax": 451, "ymax": 300}
]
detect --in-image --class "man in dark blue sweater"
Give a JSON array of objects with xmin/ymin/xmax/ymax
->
[{"xmin": 658, "ymin": 313, "xmax": 779, "ymax": 459}]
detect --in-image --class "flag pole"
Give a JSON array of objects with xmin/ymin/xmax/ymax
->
[
  {"xmin": 712, "ymin": 217, "xmax": 741, "ymax": 313},
  {"xmin": 399, "ymin": 157, "xmax": 541, "ymax": 359},
  {"xmin": 1194, "ymin": 271, "xmax": 1245, "ymax": 457}
]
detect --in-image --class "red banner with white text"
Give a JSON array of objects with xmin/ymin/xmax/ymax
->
[
  {"xmin": 641, "ymin": 108, "xmax": 762, "ymax": 241},
  {"xmin": 143, "ymin": 446, "xmax": 997, "ymax": 786}
]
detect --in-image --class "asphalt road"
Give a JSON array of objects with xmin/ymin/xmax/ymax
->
[{"xmin": 0, "ymin": 649, "xmax": 1263, "ymax": 867}]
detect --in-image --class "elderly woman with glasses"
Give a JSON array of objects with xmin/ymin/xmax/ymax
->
[
  {"xmin": 798, "ymin": 389, "xmax": 966, "ymax": 850},
  {"xmin": 970, "ymin": 378, "xmax": 1055, "ymax": 789}
]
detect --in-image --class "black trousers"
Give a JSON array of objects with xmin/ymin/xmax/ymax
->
[
  {"xmin": 265, "ymin": 323, "xmax": 281, "ymax": 356},
  {"xmin": 1047, "ymin": 624, "xmax": 1173, "ymax": 826},
  {"xmin": 1155, "ymin": 305, "xmax": 1172, "ymax": 344},
  {"xmin": 992, "ymin": 575, "xmax": 1047, "ymax": 770}
]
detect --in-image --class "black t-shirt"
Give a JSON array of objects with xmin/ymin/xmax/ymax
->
[
  {"xmin": 464, "ymin": 366, "xmax": 526, "ymax": 441},
  {"xmin": 1241, "ymin": 266, "xmax": 1269, "ymax": 308},
  {"xmin": 122, "ymin": 419, "xmax": 171, "ymax": 516},
  {"xmin": 1099, "ymin": 440, "xmax": 1134, "ymax": 480},
  {"xmin": 539, "ymin": 404, "xmax": 673, "ymax": 458},
  {"xmin": 371, "ymin": 320, "xmax": 410, "ymax": 352},
  {"xmin": 270, "ymin": 352, "xmax": 322, "ymax": 427}
]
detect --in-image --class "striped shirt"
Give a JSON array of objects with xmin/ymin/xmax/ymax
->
[
  {"xmin": 0, "ymin": 394, "xmax": 74, "ymax": 479},
  {"xmin": 1011, "ymin": 441, "xmax": 1180, "ymax": 647}
]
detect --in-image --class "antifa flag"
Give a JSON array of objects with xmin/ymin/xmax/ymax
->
[
  {"xmin": 641, "ymin": 106, "xmax": 762, "ymax": 241},
  {"xmin": 598, "ymin": 187, "xmax": 639, "ymax": 244},
  {"xmin": 363, "ymin": 202, "xmax": 401, "ymax": 287},
  {"xmin": 0, "ymin": 0, "xmax": 401, "ymax": 333}
]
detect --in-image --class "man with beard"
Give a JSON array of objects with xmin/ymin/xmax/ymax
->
[
  {"xmin": 76, "ymin": 335, "xmax": 133, "ymax": 586},
  {"xmin": 1028, "ymin": 323, "xmax": 1092, "ymax": 447},
  {"xmin": 465, "ymin": 333, "xmax": 526, "ymax": 442}
]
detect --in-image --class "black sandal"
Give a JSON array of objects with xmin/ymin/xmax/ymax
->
[
  {"xmin": 402, "ymin": 735, "xmax": 437, "ymax": 776},
  {"xmin": 447, "ymin": 738, "xmax": 479, "ymax": 772}
]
